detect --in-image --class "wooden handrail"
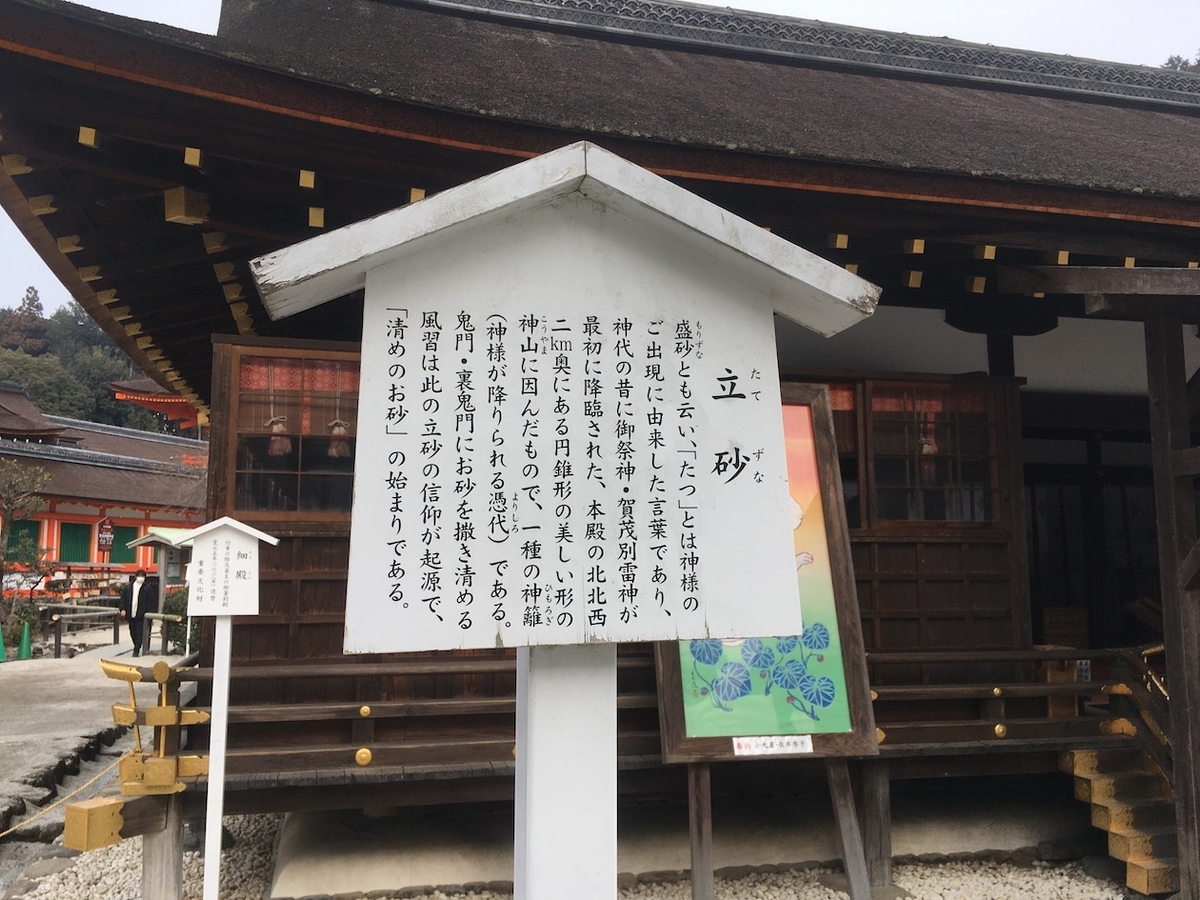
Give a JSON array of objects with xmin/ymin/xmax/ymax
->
[
  {"xmin": 179, "ymin": 654, "xmax": 652, "ymax": 681},
  {"xmin": 170, "ymin": 645, "xmax": 1165, "ymax": 786},
  {"xmin": 867, "ymin": 648, "xmax": 1119, "ymax": 665},
  {"xmin": 872, "ymin": 681, "xmax": 1112, "ymax": 701},
  {"xmin": 1109, "ymin": 645, "xmax": 1173, "ymax": 780}
]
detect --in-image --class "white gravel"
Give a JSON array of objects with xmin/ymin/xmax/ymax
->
[
  {"xmin": 616, "ymin": 862, "xmax": 1125, "ymax": 900},
  {"xmin": 18, "ymin": 815, "xmax": 1125, "ymax": 900},
  {"xmin": 23, "ymin": 815, "xmax": 279, "ymax": 900}
]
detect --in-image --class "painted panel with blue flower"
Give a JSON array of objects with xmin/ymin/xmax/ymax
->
[{"xmin": 677, "ymin": 404, "xmax": 852, "ymax": 737}]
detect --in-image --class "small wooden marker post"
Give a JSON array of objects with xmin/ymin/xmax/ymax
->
[{"xmin": 182, "ymin": 517, "xmax": 278, "ymax": 900}]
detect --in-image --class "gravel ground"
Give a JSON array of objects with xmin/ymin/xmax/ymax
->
[{"xmin": 9, "ymin": 813, "xmax": 1131, "ymax": 900}]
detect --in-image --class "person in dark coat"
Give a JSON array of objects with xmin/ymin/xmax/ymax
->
[{"xmin": 118, "ymin": 569, "xmax": 157, "ymax": 657}]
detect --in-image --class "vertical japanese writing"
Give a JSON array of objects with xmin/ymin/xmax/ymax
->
[
  {"xmin": 353, "ymin": 284, "xmax": 796, "ymax": 651},
  {"xmin": 674, "ymin": 318, "xmax": 701, "ymax": 612},
  {"xmin": 645, "ymin": 319, "xmax": 669, "ymax": 618},
  {"xmin": 384, "ymin": 309, "xmax": 410, "ymax": 611},
  {"xmin": 420, "ymin": 311, "xmax": 445, "ymax": 622},
  {"xmin": 582, "ymin": 315, "xmax": 606, "ymax": 627},
  {"xmin": 453, "ymin": 312, "xmax": 476, "ymax": 632},
  {"xmin": 711, "ymin": 366, "xmax": 756, "ymax": 484},
  {"xmin": 518, "ymin": 313, "xmax": 545, "ymax": 628},
  {"xmin": 234, "ymin": 549, "xmax": 252, "ymax": 583},
  {"xmin": 613, "ymin": 317, "xmax": 638, "ymax": 624},
  {"xmin": 486, "ymin": 315, "xmax": 511, "ymax": 627},
  {"xmin": 222, "ymin": 539, "xmax": 231, "ymax": 609},
  {"xmin": 550, "ymin": 318, "xmax": 575, "ymax": 627},
  {"xmin": 209, "ymin": 536, "xmax": 219, "ymax": 610}
]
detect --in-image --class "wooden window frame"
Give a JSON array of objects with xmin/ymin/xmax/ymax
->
[
  {"xmin": 216, "ymin": 340, "xmax": 361, "ymax": 524},
  {"xmin": 862, "ymin": 379, "xmax": 1005, "ymax": 530}
]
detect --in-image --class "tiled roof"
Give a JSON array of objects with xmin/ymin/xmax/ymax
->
[
  {"xmin": 0, "ymin": 383, "xmax": 65, "ymax": 439},
  {"xmin": 423, "ymin": 0, "xmax": 1200, "ymax": 108}
]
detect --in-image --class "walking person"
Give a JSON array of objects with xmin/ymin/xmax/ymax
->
[{"xmin": 118, "ymin": 569, "xmax": 157, "ymax": 657}]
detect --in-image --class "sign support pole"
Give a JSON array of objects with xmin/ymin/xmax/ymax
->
[
  {"xmin": 514, "ymin": 643, "xmax": 617, "ymax": 900},
  {"xmin": 182, "ymin": 517, "xmax": 276, "ymax": 900},
  {"xmin": 202, "ymin": 614, "xmax": 232, "ymax": 900}
]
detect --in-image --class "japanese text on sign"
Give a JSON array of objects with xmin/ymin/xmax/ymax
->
[
  {"xmin": 732, "ymin": 735, "xmax": 814, "ymax": 756},
  {"xmin": 347, "ymin": 291, "xmax": 801, "ymax": 651},
  {"xmin": 187, "ymin": 532, "xmax": 262, "ymax": 617}
]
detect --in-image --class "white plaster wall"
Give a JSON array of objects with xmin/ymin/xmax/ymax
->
[
  {"xmin": 775, "ymin": 306, "xmax": 988, "ymax": 375},
  {"xmin": 777, "ymin": 306, "xmax": 1200, "ymax": 396},
  {"xmin": 1015, "ymin": 318, "xmax": 1200, "ymax": 395}
]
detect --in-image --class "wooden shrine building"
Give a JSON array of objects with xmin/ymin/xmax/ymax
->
[{"xmin": 1, "ymin": 0, "xmax": 1199, "ymax": 894}]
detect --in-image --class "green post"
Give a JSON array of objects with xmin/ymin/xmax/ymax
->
[
  {"xmin": 0, "ymin": 625, "xmax": 7, "ymax": 662},
  {"xmin": 17, "ymin": 621, "xmax": 32, "ymax": 660}
]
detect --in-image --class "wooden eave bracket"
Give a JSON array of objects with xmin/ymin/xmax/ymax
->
[
  {"xmin": 997, "ymin": 265, "xmax": 1200, "ymax": 297},
  {"xmin": 252, "ymin": 142, "xmax": 880, "ymax": 336},
  {"xmin": 1180, "ymin": 537, "xmax": 1200, "ymax": 592}
]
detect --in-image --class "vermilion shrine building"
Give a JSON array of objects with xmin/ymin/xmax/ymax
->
[
  {"xmin": 0, "ymin": 382, "xmax": 205, "ymax": 591},
  {"xmin": 1, "ymin": 0, "xmax": 1199, "ymax": 894}
]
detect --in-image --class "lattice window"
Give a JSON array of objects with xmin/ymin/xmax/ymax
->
[{"xmin": 233, "ymin": 353, "xmax": 360, "ymax": 515}]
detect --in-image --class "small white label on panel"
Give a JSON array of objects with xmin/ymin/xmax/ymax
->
[{"xmin": 732, "ymin": 734, "xmax": 814, "ymax": 756}]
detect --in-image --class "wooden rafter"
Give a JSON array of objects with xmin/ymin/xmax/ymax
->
[{"xmin": 998, "ymin": 265, "xmax": 1200, "ymax": 297}]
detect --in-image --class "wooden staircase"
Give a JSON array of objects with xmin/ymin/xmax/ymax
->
[{"xmin": 1061, "ymin": 747, "xmax": 1178, "ymax": 895}]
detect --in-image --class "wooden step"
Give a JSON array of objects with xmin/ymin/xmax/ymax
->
[
  {"xmin": 1092, "ymin": 797, "xmax": 1176, "ymax": 831},
  {"xmin": 1074, "ymin": 771, "xmax": 1168, "ymax": 803},
  {"xmin": 1126, "ymin": 856, "xmax": 1178, "ymax": 895},
  {"xmin": 1108, "ymin": 825, "xmax": 1177, "ymax": 862},
  {"xmin": 1059, "ymin": 747, "xmax": 1149, "ymax": 776}
]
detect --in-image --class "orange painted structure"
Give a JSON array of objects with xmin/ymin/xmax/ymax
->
[{"xmin": 0, "ymin": 383, "xmax": 206, "ymax": 597}]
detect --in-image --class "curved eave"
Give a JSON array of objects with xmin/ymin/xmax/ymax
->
[
  {"xmin": 4, "ymin": 0, "xmax": 1200, "ymax": 407},
  {"xmin": 0, "ymin": 169, "xmax": 183, "ymax": 396}
]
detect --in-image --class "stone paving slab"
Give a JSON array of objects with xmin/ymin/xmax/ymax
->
[{"xmin": 0, "ymin": 634, "xmax": 177, "ymax": 834}]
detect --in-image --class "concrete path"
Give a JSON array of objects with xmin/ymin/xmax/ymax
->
[
  {"xmin": 0, "ymin": 626, "xmax": 178, "ymax": 835},
  {"xmin": 269, "ymin": 773, "xmax": 1104, "ymax": 897}
]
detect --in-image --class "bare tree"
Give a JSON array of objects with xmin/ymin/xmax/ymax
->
[
  {"xmin": 1164, "ymin": 52, "xmax": 1200, "ymax": 72},
  {"xmin": 0, "ymin": 457, "xmax": 51, "ymax": 623}
]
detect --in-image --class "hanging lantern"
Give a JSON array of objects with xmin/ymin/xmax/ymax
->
[
  {"xmin": 264, "ymin": 360, "xmax": 292, "ymax": 456},
  {"xmin": 266, "ymin": 415, "xmax": 292, "ymax": 456},
  {"xmin": 327, "ymin": 362, "xmax": 351, "ymax": 458}
]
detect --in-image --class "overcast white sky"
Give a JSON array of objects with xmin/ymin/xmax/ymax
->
[{"xmin": 4, "ymin": 0, "xmax": 1200, "ymax": 313}]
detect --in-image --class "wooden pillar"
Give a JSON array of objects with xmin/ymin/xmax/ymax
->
[
  {"xmin": 687, "ymin": 764, "xmax": 714, "ymax": 900},
  {"xmin": 859, "ymin": 758, "xmax": 892, "ymax": 888},
  {"xmin": 143, "ymin": 678, "xmax": 184, "ymax": 900},
  {"xmin": 1143, "ymin": 314, "xmax": 1200, "ymax": 900},
  {"xmin": 826, "ymin": 759, "xmax": 872, "ymax": 900},
  {"xmin": 143, "ymin": 796, "xmax": 183, "ymax": 900},
  {"xmin": 1080, "ymin": 434, "xmax": 1107, "ymax": 646},
  {"xmin": 986, "ymin": 333, "xmax": 1015, "ymax": 378}
]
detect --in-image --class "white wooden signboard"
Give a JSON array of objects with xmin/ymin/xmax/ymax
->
[
  {"xmin": 186, "ymin": 517, "xmax": 276, "ymax": 617},
  {"xmin": 321, "ymin": 158, "xmax": 872, "ymax": 653},
  {"xmin": 252, "ymin": 142, "xmax": 878, "ymax": 900},
  {"xmin": 348, "ymin": 251, "xmax": 799, "ymax": 651}
]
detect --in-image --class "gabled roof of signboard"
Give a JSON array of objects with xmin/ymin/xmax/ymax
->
[{"xmin": 252, "ymin": 142, "xmax": 880, "ymax": 335}]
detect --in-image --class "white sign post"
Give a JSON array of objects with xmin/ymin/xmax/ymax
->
[
  {"xmin": 183, "ymin": 517, "xmax": 279, "ymax": 900},
  {"xmin": 251, "ymin": 142, "xmax": 878, "ymax": 899}
]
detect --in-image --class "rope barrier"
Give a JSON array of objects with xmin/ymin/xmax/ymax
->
[{"xmin": 0, "ymin": 755, "xmax": 123, "ymax": 841}]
